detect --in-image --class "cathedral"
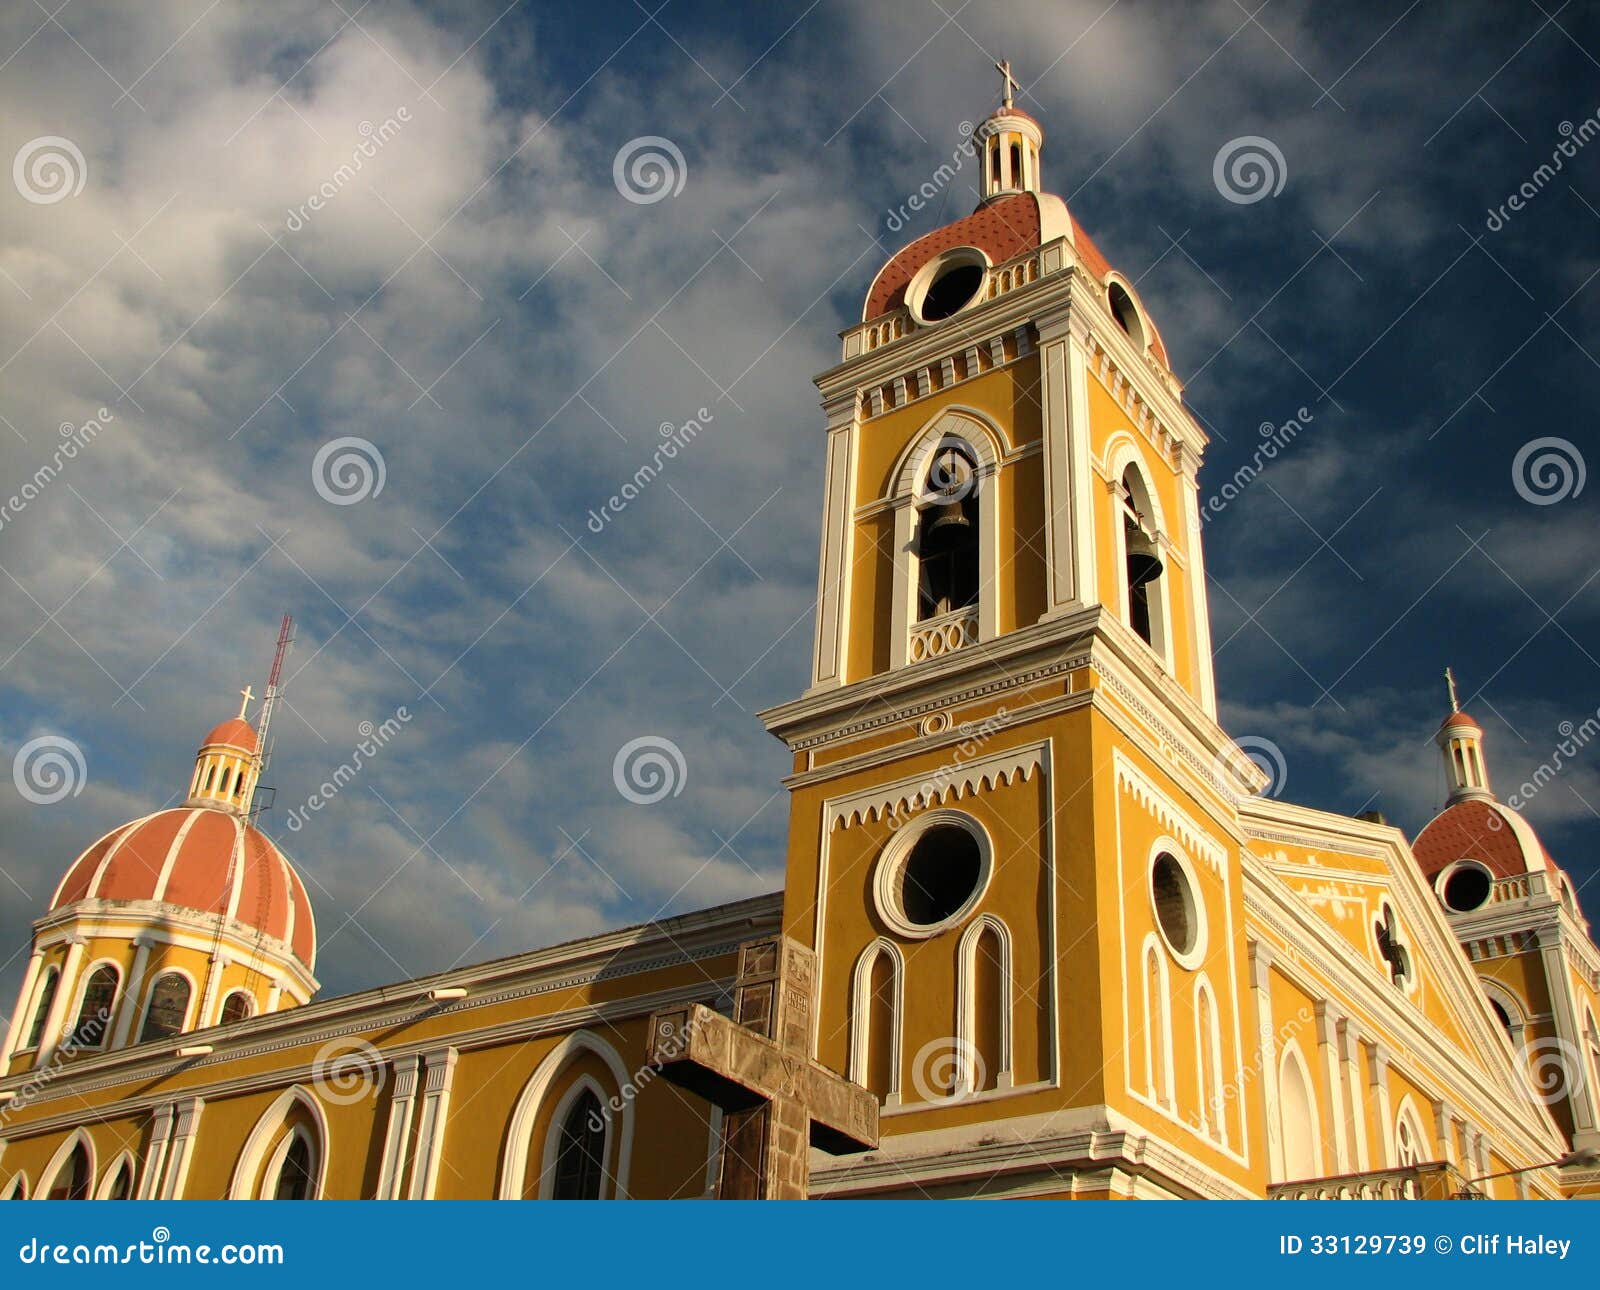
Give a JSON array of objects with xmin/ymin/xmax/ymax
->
[{"xmin": 4, "ymin": 71, "xmax": 1599, "ymax": 1202}]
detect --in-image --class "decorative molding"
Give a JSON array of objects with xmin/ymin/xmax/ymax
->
[
  {"xmin": 1112, "ymin": 751, "xmax": 1226, "ymax": 873},
  {"xmin": 827, "ymin": 744, "xmax": 1046, "ymax": 830}
]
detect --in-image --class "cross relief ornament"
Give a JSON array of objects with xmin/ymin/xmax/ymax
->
[{"xmin": 646, "ymin": 936, "xmax": 878, "ymax": 1199}]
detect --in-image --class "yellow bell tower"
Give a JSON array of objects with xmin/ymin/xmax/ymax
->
[{"xmin": 762, "ymin": 66, "xmax": 1260, "ymax": 1197}]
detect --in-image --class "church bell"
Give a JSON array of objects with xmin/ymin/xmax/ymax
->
[
  {"xmin": 924, "ymin": 500, "xmax": 972, "ymax": 545},
  {"xmin": 1125, "ymin": 523, "xmax": 1163, "ymax": 587}
]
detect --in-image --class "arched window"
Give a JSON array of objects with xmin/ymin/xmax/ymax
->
[
  {"xmin": 1195, "ymin": 976, "xmax": 1225, "ymax": 1144},
  {"xmin": 269, "ymin": 1129, "xmax": 316, "ymax": 1200},
  {"xmin": 499, "ymin": 1032, "xmax": 635, "ymax": 1201},
  {"xmin": 25, "ymin": 967, "xmax": 60, "ymax": 1050},
  {"xmin": 958, "ymin": 916, "xmax": 1013, "ymax": 1096},
  {"xmin": 70, "ymin": 964, "xmax": 120, "ymax": 1050},
  {"xmin": 0, "ymin": 1173, "xmax": 27, "ymax": 1200},
  {"xmin": 98, "ymin": 1157, "xmax": 134, "ymax": 1200},
  {"xmin": 849, "ymin": 940, "xmax": 904, "ymax": 1105},
  {"xmin": 138, "ymin": 973, "xmax": 192, "ymax": 1043},
  {"xmin": 1143, "ymin": 939, "xmax": 1172, "ymax": 1106},
  {"xmin": 1395, "ymin": 1102, "xmax": 1427, "ymax": 1167},
  {"xmin": 44, "ymin": 1139, "xmax": 92, "ymax": 1200},
  {"xmin": 1277, "ymin": 1043, "xmax": 1321, "ymax": 1181},
  {"xmin": 550, "ymin": 1088, "xmax": 607, "ymax": 1200},
  {"xmin": 1119, "ymin": 464, "xmax": 1167, "ymax": 655},
  {"xmin": 219, "ymin": 991, "xmax": 255, "ymax": 1026},
  {"xmin": 915, "ymin": 444, "xmax": 980, "ymax": 622},
  {"xmin": 229, "ymin": 1087, "xmax": 329, "ymax": 1199}
]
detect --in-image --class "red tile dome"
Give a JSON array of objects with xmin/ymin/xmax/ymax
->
[
  {"xmin": 201, "ymin": 717, "xmax": 259, "ymax": 753},
  {"xmin": 862, "ymin": 191, "xmax": 1170, "ymax": 366},
  {"xmin": 49, "ymin": 807, "xmax": 315, "ymax": 968},
  {"xmin": 1412, "ymin": 798, "xmax": 1551, "ymax": 881}
]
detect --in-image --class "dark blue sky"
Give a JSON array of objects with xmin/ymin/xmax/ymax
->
[{"xmin": 1, "ymin": 0, "xmax": 1596, "ymax": 1005}]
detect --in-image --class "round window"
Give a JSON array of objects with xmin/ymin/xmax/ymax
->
[
  {"xmin": 874, "ymin": 812, "xmax": 992, "ymax": 938},
  {"xmin": 921, "ymin": 263, "xmax": 984, "ymax": 321},
  {"xmin": 907, "ymin": 248, "xmax": 989, "ymax": 325},
  {"xmin": 1151, "ymin": 850, "xmax": 1202, "ymax": 964},
  {"xmin": 1441, "ymin": 862, "xmax": 1492, "ymax": 912}
]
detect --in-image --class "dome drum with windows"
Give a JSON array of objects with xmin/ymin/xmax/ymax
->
[{"xmin": 3, "ymin": 696, "xmax": 317, "ymax": 1071}]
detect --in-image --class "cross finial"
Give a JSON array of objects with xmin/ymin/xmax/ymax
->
[
  {"xmin": 995, "ymin": 58, "xmax": 1018, "ymax": 109},
  {"xmin": 238, "ymin": 684, "xmax": 255, "ymax": 719},
  {"xmin": 1445, "ymin": 666, "xmax": 1460, "ymax": 713}
]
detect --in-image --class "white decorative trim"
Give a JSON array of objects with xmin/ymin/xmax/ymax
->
[
  {"xmin": 1113, "ymin": 752, "xmax": 1226, "ymax": 873},
  {"xmin": 828, "ymin": 743, "xmax": 1045, "ymax": 831},
  {"xmin": 229, "ymin": 1086, "xmax": 328, "ymax": 1199},
  {"xmin": 1148, "ymin": 837, "xmax": 1208, "ymax": 969},
  {"xmin": 95, "ymin": 1149, "xmax": 136, "ymax": 1199},
  {"xmin": 848, "ymin": 939, "xmax": 904, "ymax": 1106},
  {"xmin": 957, "ymin": 914, "xmax": 1014, "ymax": 1092},
  {"xmin": 871, "ymin": 809, "xmax": 994, "ymax": 940},
  {"xmin": 36, "ymin": 1126, "xmax": 95, "ymax": 1199}
]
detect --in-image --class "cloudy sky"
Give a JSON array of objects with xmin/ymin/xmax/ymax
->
[{"xmin": 1, "ymin": 0, "xmax": 1597, "ymax": 1010}]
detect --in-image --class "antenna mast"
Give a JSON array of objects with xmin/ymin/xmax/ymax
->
[{"xmin": 250, "ymin": 613, "xmax": 294, "ymax": 814}]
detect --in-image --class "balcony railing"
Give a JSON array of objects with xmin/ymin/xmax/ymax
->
[
  {"xmin": 909, "ymin": 605, "xmax": 979, "ymax": 664},
  {"xmin": 1268, "ymin": 1161, "xmax": 1473, "ymax": 1200}
]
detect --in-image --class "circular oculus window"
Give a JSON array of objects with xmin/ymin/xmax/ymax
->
[
  {"xmin": 906, "ymin": 248, "xmax": 989, "ymax": 325},
  {"xmin": 1439, "ymin": 860, "xmax": 1492, "ymax": 913},
  {"xmin": 873, "ymin": 810, "xmax": 993, "ymax": 939},
  {"xmin": 1150, "ymin": 848, "xmax": 1205, "ymax": 968}
]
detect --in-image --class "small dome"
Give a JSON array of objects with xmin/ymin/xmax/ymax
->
[
  {"xmin": 202, "ymin": 717, "xmax": 259, "ymax": 753},
  {"xmin": 49, "ymin": 807, "xmax": 315, "ymax": 968},
  {"xmin": 862, "ymin": 192, "xmax": 1170, "ymax": 366},
  {"xmin": 1413, "ymin": 798, "xmax": 1551, "ymax": 881}
]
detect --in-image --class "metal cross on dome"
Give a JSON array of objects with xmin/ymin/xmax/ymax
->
[
  {"xmin": 237, "ymin": 684, "xmax": 255, "ymax": 719},
  {"xmin": 995, "ymin": 58, "xmax": 1018, "ymax": 109}
]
